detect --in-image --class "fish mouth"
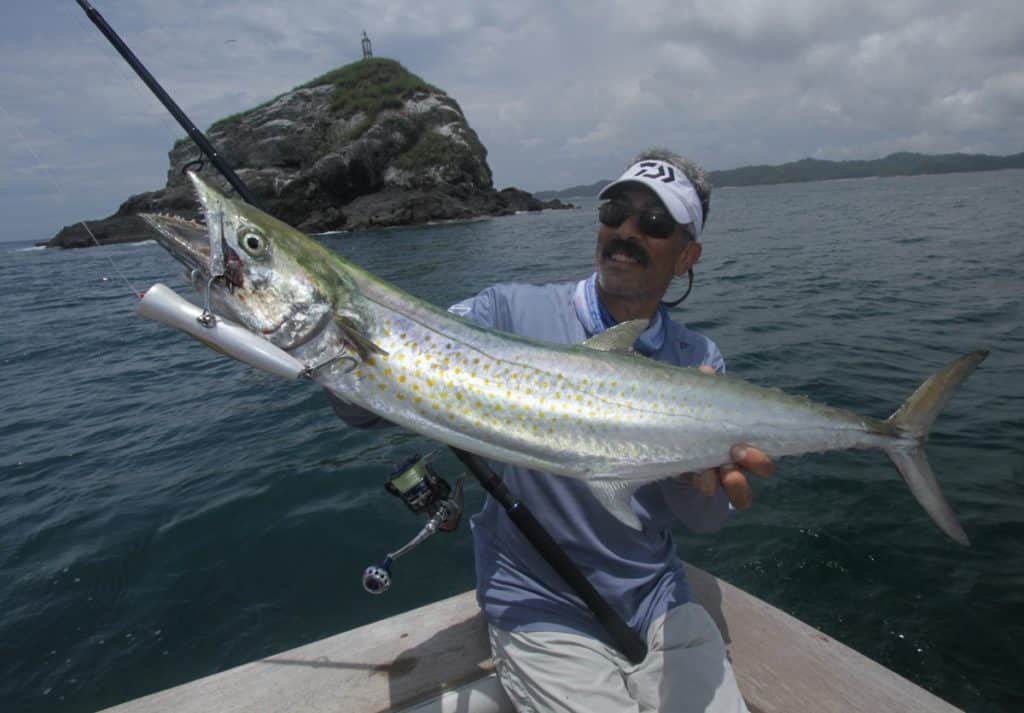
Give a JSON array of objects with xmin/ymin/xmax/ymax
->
[{"xmin": 140, "ymin": 212, "xmax": 211, "ymax": 277}]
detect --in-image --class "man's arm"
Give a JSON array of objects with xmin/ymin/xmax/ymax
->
[{"xmin": 326, "ymin": 391, "xmax": 387, "ymax": 428}]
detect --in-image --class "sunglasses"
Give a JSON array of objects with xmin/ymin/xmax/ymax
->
[{"xmin": 598, "ymin": 200, "xmax": 679, "ymax": 239}]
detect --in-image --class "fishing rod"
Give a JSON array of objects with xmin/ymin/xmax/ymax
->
[{"xmin": 76, "ymin": 0, "xmax": 648, "ymax": 664}]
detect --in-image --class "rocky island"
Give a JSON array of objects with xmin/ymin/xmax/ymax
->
[{"xmin": 46, "ymin": 58, "xmax": 570, "ymax": 248}]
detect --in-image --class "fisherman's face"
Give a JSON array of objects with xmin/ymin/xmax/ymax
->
[{"xmin": 595, "ymin": 186, "xmax": 700, "ymax": 306}]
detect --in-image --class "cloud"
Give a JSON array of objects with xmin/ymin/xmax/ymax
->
[{"xmin": 1, "ymin": 0, "xmax": 1022, "ymax": 240}]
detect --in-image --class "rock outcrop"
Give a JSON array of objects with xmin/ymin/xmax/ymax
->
[{"xmin": 46, "ymin": 58, "xmax": 572, "ymax": 248}]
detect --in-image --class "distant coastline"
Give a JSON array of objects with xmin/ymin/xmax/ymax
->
[{"xmin": 535, "ymin": 150, "xmax": 1024, "ymax": 199}]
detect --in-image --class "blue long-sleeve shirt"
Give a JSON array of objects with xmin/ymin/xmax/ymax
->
[{"xmin": 446, "ymin": 279, "xmax": 734, "ymax": 645}]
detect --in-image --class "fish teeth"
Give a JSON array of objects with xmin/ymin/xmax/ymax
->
[{"xmin": 151, "ymin": 211, "xmax": 206, "ymax": 229}]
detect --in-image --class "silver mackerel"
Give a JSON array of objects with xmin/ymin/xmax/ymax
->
[{"xmin": 142, "ymin": 172, "xmax": 986, "ymax": 545}]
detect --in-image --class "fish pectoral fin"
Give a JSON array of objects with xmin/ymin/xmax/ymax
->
[
  {"xmin": 585, "ymin": 477, "xmax": 645, "ymax": 530},
  {"xmin": 334, "ymin": 315, "xmax": 388, "ymax": 361},
  {"xmin": 580, "ymin": 320, "xmax": 648, "ymax": 353}
]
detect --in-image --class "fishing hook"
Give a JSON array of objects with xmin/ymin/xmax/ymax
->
[{"xmin": 301, "ymin": 346, "xmax": 359, "ymax": 380}]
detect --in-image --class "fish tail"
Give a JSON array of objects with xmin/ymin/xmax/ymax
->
[{"xmin": 882, "ymin": 350, "xmax": 988, "ymax": 546}]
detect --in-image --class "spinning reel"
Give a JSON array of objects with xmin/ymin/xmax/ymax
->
[{"xmin": 361, "ymin": 452, "xmax": 465, "ymax": 594}]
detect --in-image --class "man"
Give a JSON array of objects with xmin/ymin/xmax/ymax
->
[
  {"xmin": 335, "ymin": 148, "xmax": 772, "ymax": 711},
  {"xmin": 445, "ymin": 149, "xmax": 773, "ymax": 713}
]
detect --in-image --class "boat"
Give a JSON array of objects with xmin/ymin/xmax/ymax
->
[{"xmin": 99, "ymin": 562, "xmax": 962, "ymax": 712}]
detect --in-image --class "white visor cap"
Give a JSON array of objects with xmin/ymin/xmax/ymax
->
[{"xmin": 598, "ymin": 160, "xmax": 704, "ymax": 237}]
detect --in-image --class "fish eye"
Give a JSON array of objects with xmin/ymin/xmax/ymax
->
[{"xmin": 238, "ymin": 229, "xmax": 267, "ymax": 257}]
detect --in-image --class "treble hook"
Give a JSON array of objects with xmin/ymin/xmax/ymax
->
[{"xmin": 301, "ymin": 351, "xmax": 359, "ymax": 380}]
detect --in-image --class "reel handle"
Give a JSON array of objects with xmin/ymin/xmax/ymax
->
[{"xmin": 362, "ymin": 558, "xmax": 393, "ymax": 595}]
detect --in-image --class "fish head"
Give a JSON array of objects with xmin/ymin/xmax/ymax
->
[{"xmin": 141, "ymin": 172, "xmax": 336, "ymax": 350}]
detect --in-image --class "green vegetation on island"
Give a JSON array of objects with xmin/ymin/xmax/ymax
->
[
  {"xmin": 300, "ymin": 58, "xmax": 456, "ymax": 116},
  {"xmin": 212, "ymin": 58, "xmax": 461, "ymax": 134}
]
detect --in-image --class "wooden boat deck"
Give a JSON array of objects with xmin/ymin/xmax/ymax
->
[{"xmin": 101, "ymin": 563, "xmax": 961, "ymax": 712}]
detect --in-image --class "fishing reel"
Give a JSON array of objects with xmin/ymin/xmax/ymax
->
[{"xmin": 362, "ymin": 452, "xmax": 465, "ymax": 595}]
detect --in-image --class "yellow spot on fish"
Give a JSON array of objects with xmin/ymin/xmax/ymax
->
[
  {"xmin": 396, "ymin": 393, "xmax": 405, "ymax": 400},
  {"xmin": 384, "ymin": 368, "xmax": 392, "ymax": 377},
  {"xmin": 414, "ymin": 396, "xmax": 422, "ymax": 405},
  {"xmin": 378, "ymin": 384, "xmax": 387, "ymax": 391},
  {"xmin": 366, "ymin": 358, "xmax": 376, "ymax": 367}
]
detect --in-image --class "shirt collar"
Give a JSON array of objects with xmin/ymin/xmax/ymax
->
[{"xmin": 573, "ymin": 274, "xmax": 668, "ymax": 356}]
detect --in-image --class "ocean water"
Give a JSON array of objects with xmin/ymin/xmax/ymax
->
[{"xmin": 1, "ymin": 170, "xmax": 1022, "ymax": 712}]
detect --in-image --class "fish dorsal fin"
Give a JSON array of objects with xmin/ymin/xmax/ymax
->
[
  {"xmin": 580, "ymin": 319, "xmax": 648, "ymax": 353},
  {"xmin": 585, "ymin": 478, "xmax": 645, "ymax": 530}
]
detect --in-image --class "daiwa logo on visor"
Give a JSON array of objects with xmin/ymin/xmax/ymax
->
[{"xmin": 633, "ymin": 161, "xmax": 678, "ymax": 183}]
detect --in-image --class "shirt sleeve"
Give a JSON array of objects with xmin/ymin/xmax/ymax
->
[
  {"xmin": 326, "ymin": 390, "xmax": 389, "ymax": 429},
  {"xmin": 448, "ymin": 285, "xmax": 500, "ymax": 328},
  {"xmin": 658, "ymin": 478, "xmax": 736, "ymax": 533},
  {"xmin": 703, "ymin": 338, "xmax": 727, "ymax": 374}
]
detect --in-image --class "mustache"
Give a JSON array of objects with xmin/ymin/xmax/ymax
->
[{"xmin": 602, "ymin": 237, "xmax": 649, "ymax": 267}]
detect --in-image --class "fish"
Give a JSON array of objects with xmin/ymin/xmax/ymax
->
[{"xmin": 140, "ymin": 172, "xmax": 986, "ymax": 545}]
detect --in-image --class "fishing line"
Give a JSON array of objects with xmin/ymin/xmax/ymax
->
[
  {"xmin": 4, "ymin": 2, "xmax": 212, "ymax": 301},
  {"xmin": 0, "ymin": 102, "xmax": 143, "ymax": 299},
  {"xmin": 66, "ymin": 5, "xmax": 193, "ymax": 150}
]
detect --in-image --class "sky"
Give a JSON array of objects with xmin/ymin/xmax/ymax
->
[{"xmin": 1, "ymin": 1, "xmax": 1022, "ymax": 243}]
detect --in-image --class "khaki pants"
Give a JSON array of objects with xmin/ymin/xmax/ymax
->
[{"xmin": 489, "ymin": 602, "xmax": 748, "ymax": 713}]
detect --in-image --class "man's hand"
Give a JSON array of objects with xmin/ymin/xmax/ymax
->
[{"xmin": 682, "ymin": 365, "xmax": 775, "ymax": 509}]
